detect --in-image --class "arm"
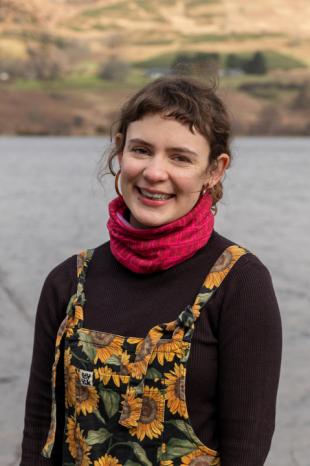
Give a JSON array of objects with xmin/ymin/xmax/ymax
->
[
  {"xmin": 218, "ymin": 256, "xmax": 282, "ymax": 466},
  {"xmin": 20, "ymin": 256, "xmax": 76, "ymax": 466}
]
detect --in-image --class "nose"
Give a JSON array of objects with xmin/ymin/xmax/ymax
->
[{"xmin": 142, "ymin": 154, "xmax": 169, "ymax": 183}]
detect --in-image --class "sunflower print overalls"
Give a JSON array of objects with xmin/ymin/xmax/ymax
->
[{"xmin": 42, "ymin": 244, "xmax": 247, "ymax": 466}]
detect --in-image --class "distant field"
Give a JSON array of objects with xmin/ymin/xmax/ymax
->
[
  {"xmin": 1, "ymin": 0, "xmax": 310, "ymax": 66},
  {"xmin": 1, "ymin": 0, "xmax": 310, "ymax": 136},
  {"xmin": 134, "ymin": 50, "xmax": 306, "ymax": 70}
]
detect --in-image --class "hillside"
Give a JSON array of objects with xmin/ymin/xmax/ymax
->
[
  {"xmin": 0, "ymin": 0, "xmax": 310, "ymax": 136},
  {"xmin": 1, "ymin": 0, "xmax": 310, "ymax": 65}
]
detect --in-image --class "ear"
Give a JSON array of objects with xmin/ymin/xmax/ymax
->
[
  {"xmin": 207, "ymin": 153, "xmax": 230, "ymax": 188},
  {"xmin": 115, "ymin": 133, "xmax": 124, "ymax": 166}
]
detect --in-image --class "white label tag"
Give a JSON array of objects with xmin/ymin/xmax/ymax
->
[{"xmin": 78, "ymin": 369, "xmax": 93, "ymax": 387}]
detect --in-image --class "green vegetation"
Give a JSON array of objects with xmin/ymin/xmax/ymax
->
[
  {"xmin": 238, "ymin": 81, "xmax": 303, "ymax": 100},
  {"xmin": 93, "ymin": 23, "xmax": 115, "ymax": 31},
  {"xmin": 224, "ymin": 50, "xmax": 305, "ymax": 70},
  {"xmin": 5, "ymin": 68, "xmax": 149, "ymax": 93},
  {"xmin": 184, "ymin": 32, "xmax": 285, "ymax": 44},
  {"xmin": 135, "ymin": 0, "xmax": 154, "ymax": 12},
  {"xmin": 134, "ymin": 0, "xmax": 164, "ymax": 20},
  {"xmin": 171, "ymin": 52, "xmax": 220, "ymax": 76},
  {"xmin": 134, "ymin": 52, "xmax": 179, "ymax": 68},
  {"xmin": 133, "ymin": 38, "xmax": 174, "ymax": 46},
  {"xmin": 185, "ymin": 0, "xmax": 217, "ymax": 6},
  {"xmin": 183, "ymin": 34, "xmax": 231, "ymax": 43},
  {"xmin": 7, "ymin": 76, "xmax": 108, "ymax": 92},
  {"xmin": 1, "ymin": 30, "xmax": 69, "ymax": 49},
  {"xmin": 263, "ymin": 50, "xmax": 306, "ymax": 70},
  {"xmin": 81, "ymin": 1, "xmax": 133, "ymax": 18},
  {"xmin": 226, "ymin": 52, "xmax": 267, "ymax": 74},
  {"xmin": 135, "ymin": 49, "xmax": 306, "ymax": 71},
  {"xmin": 220, "ymin": 73, "xmax": 277, "ymax": 88},
  {"xmin": 67, "ymin": 25, "xmax": 85, "ymax": 32}
]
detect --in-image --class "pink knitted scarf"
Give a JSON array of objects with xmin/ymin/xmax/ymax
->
[{"xmin": 107, "ymin": 194, "xmax": 214, "ymax": 274}]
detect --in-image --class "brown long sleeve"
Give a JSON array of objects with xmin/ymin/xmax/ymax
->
[{"xmin": 20, "ymin": 231, "xmax": 282, "ymax": 465}]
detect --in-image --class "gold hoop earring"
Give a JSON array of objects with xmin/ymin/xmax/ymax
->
[{"xmin": 115, "ymin": 170, "xmax": 122, "ymax": 197}]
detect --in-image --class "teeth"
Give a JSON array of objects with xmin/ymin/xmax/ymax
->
[{"xmin": 140, "ymin": 188, "xmax": 172, "ymax": 200}]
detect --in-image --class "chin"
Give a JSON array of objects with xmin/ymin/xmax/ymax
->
[
  {"xmin": 130, "ymin": 213, "xmax": 170, "ymax": 229},
  {"xmin": 133, "ymin": 219, "xmax": 164, "ymax": 229}
]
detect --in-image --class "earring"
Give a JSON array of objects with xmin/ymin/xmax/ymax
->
[
  {"xmin": 200, "ymin": 183, "xmax": 210, "ymax": 197},
  {"xmin": 115, "ymin": 169, "xmax": 122, "ymax": 197}
]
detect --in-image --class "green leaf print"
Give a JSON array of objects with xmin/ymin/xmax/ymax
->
[
  {"xmin": 129, "ymin": 442, "xmax": 152, "ymax": 466},
  {"xmin": 167, "ymin": 419, "xmax": 203, "ymax": 446},
  {"xmin": 124, "ymin": 461, "xmax": 141, "ymax": 466},
  {"xmin": 184, "ymin": 423, "xmax": 205, "ymax": 446},
  {"xmin": 180, "ymin": 348, "xmax": 190, "ymax": 363},
  {"xmin": 86, "ymin": 428, "xmax": 111, "ymax": 445},
  {"xmin": 93, "ymin": 409, "xmax": 106, "ymax": 425},
  {"xmin": 145, "ymin": 367, "xmax": 162, "ymax": 380},
  {"xmin": 164, "ymin": 437, "xmax": 195, "ymax": 460},
  {"xmin": 105, "ymin": 355, "xmax": 121, "ymax": 366},
  {"xmin": 167, "ymin": 419, "xmax": 190, "ymax": 437},
  {"xmin": 199, "ymin": 290, "xmax": 214, "ymax": 301},
  {"xmin": 100, "ymin": 389, "xmax": 120, "ymax": 418},
  {"xmin": 77, "ymin": 332, "xmax": 96, "ymax": 361}
]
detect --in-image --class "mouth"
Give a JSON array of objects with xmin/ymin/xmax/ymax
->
[{"xmin": 137, "ymin": 187, "xmax": 175, "ymax": 201}]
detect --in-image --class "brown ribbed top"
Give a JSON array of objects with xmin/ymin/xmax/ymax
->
[{"xmin": 20, "ymin": 231, "xmax": 282, "ymax": 466}]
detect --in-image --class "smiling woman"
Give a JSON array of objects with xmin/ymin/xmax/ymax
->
[
  {"xmin": 116, "ymin": 114, "xmax": 229, "ymax": 229},
  {"xmin": 21, "ymin": 77, "xmax": 282, "ymax": 466}
]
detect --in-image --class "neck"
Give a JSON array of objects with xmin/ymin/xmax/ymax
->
[{"xmin": 107, "ymin": 194, "xmax": 214, "ymax": 273}]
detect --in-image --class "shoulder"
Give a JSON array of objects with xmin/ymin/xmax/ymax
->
[
  {"xmin": 43, "ymin": 254, "xmax": 76, "ymax": 292},
  {"xmin": 209, "ymin": 231, "xmax": 279, "ymax": 314},
  {"xmin": 44, "ymin": 242, "xmax": 110, "ymax": 286},
  {"xmin": 223, "ymin": 247, "xmax": 274, "ymax": 296},
  {"xmin": 211, "ymin": 230, "xmax": 272, "ymax": 281},
  {"xmin": 212, "ymin": 246, "xmax": 281, "ymax": 338},
  {"xmin": 37, "ymin": 243, "xmax": 109, "ymax": 322},
  {"xmin": 40, "ymin": 243, "xmax": 104, "ymax": 296}
]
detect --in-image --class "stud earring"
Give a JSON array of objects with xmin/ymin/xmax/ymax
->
[{"xmin": 200, "ymin": 183, "xmax": 210, "ymax": 197}]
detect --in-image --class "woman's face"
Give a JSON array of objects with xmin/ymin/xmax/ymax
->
[{"xmin": 117, "ymin": 113, "xmax": 226, "ymax": 229}]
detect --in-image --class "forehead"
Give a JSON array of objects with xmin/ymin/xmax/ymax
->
[{"xmin": 126, "ymin": 113, "xmax": 210, "ymax": 151}]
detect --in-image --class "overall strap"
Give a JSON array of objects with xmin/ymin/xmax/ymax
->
[
  {"xmin": 174, "ymin": 244, "xmax": 248, "ymax": 340},
  {"xmin": 42, "ymin": 248, "xmax": 94, "ymax": 459},
  {"xmin": 69, "ymin": 249, "xmax": 95, "ymax": 330}
]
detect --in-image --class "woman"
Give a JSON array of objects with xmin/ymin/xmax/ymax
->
[{"xmin": 21, "ymin": 77, "xmax": 282, "ymax": 466}]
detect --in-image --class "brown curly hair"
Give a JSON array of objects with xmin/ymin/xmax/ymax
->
[{"xmin": 104, "ymin": 75, "xmax": 232, "ymax": 212}]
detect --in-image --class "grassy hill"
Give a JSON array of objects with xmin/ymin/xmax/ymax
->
[
  {"xmin": 1, "ymin": 0, "xmax": 310, "ymax": 65},
  {"xmin": 0, "ymin": 0, "xmax": 310, "ymax": 135}
]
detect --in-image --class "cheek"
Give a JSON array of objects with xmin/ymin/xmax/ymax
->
[
  {"xmin": 176, "ymin": 171, "xmax": 205, "ymax": 191},
  {"xmin": 120, "ymin": 158, "xmax": 141, "ymax": 181}
]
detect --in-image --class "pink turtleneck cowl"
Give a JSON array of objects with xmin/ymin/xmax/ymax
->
[{"xmin": 107, "ymin": 193, "xmax": 214, "ymax": 273}]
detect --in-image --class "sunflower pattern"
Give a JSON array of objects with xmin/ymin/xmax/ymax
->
[
  {"xmin": 94, "ymin": 455, "xmax": 122, "ymax": 466},
  {"xmin": 66, "ymin": 416, "xmax": 91, "ymax": 466},
  {"xmin": 129, "ymin": 386, "xmax": 165, "ymax": 440},
  {"xmin": 181, "ymin": 447, "xmax": 221, "ymax": 466},
  {"xmin": 42, "ymin": 245, "xmax": 247, "ymax": 465},
  {"xmin": 64, "ymin": 348, "xmax": 75, "ymax": 408},
  {"xmin": 164, "ymin": 363, "xmax": 188, "ymax": 418},
  {"xmin": 119, "ymin": 386, "xmax": 142, "ymax": 428}
]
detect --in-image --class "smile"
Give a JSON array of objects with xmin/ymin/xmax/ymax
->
[{"xmin": 137, "ymin": 187, "xmax": 175, "ymax": 201}]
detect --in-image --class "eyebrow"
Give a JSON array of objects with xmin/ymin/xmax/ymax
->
[{"xmin": 127, "ymin": 138, "xmax": 199, "ymax": 157}]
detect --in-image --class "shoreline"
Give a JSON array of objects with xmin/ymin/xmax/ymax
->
[{"xmin": 1, "ymin": 86, "xmax": 310, "ymax": 137}]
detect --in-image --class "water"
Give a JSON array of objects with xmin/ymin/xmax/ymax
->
[{"xmin": 0, "ymin": 136, "xmax": 309, "ymax": 466}]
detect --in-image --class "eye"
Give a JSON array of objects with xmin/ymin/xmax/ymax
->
[
  {"xmin": 172, "ymin": 155, "xmax": 192, "ymax": 164},
  {"xmin": 131, "ymin": 146, "xmax": 150, "ymax": 155}
]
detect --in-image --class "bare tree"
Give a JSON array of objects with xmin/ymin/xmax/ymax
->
[{"xmin": 98, "ymin": 58, "xmax": 130, "ymax": 82}]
